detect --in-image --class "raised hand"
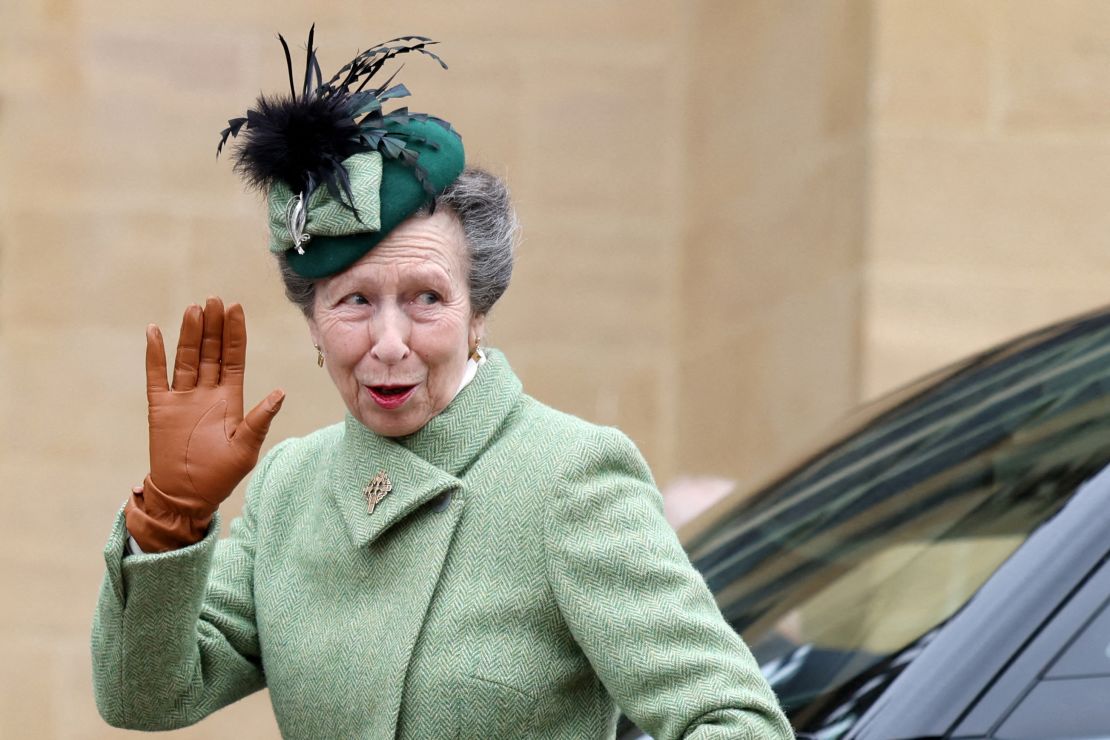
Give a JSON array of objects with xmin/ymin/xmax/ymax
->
[{"xmin": 126, "ymin": 297, "xmax": 284, "ymax": 552}]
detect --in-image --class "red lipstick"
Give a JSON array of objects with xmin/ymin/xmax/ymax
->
[{"xmin": 366, "ymin": 384, "xmax": 418, "ymax": 410}]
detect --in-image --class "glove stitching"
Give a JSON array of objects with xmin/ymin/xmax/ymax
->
[{"xmin": 183, "ymin": 399, "xmax": 231, "ymax": 502}]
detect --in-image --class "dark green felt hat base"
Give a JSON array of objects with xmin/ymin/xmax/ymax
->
[{"xmin": 286, "ymin": 118, "xmax": 464, "ymax": 279}]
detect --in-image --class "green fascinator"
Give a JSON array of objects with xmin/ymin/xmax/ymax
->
[{"xmin": 217, "ymin": 27, "xmax": 465, "ymax": 278}]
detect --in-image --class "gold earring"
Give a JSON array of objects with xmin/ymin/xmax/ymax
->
[
  {"xmin": 315, "ymin": 344, "xmax": 324, "ymax": 368},
  {"xmin": 469, "ymin": 338, "xmax": 483, "ymax": 362}
]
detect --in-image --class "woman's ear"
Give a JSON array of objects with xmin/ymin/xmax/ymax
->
[
  {"xmin": 306, "ymin": 314, "xmax": 321, "ymax": 350},
  {"xmin": 469, "ymin": 313, "xmax": 487, "ymax": 349}
]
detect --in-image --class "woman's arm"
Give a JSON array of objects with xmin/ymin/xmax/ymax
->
[
  {"xmin": 91, "ymin": 298, "xmax": 285, "ymax": 728},
  {"xmin": 543, "ymin": 426, "xmax": 793, "ymax": 740},
  {"xmin": 91, "ymin": 440, "xmax": 288, "ymax": 730}
]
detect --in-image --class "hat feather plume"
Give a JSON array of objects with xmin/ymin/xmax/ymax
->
[{"xmin": 217, "ymin": 26, "xmax": 457, "ymax": 213}]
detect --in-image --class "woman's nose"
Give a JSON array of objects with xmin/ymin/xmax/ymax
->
[{"xmin": 369, "ymin": 308, "xmax": 411, "ymax": 364}]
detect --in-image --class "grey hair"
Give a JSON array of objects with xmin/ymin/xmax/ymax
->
[{"xmin": 276, "ymin": 167, "xmax": 518, "ymax": 317}]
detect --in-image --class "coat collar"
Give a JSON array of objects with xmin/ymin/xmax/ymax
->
[{"xmin": 328, "ymin": 349, "xmax": 523, "ymax": 549}]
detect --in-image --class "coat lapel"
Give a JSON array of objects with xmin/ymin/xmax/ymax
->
[{"xmin": 330, "ymin": 418, "xmax": 460, "ymax": 549}]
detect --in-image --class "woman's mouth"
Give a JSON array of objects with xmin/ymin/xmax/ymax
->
[{"xmin": 366, "ymin": 384, "xmax": 418, "ymax": 410}]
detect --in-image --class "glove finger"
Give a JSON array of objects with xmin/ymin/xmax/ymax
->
[
  {"xmin": 171, "ymin": 304, "xmax": 203, "ymax": 391},
  {"xmin": 145, "ymin": 324, "xmax": 169, "ymax": 396},
  {"xmin": 234, "ymin": 389, "xmax": 285, "ymax": 452},
  {"xmin": 221, "ymin": 303, "xmax": 247, "ymax": 387},
  {"xmin": 198, "ymin": 296, "xmax": 225, "ymax": 387}
]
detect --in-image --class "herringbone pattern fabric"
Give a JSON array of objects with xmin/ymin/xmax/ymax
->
[
  {"xmin": 267, "ymin": 151, "xmax": 383, "ymax": 253},
  {"xmin": 91, "ymin": 350, "xmax": 792, "ymax": 739}
]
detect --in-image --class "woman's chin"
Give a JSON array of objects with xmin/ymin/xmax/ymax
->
[{"xmin": 355, "ymin": 397, "xmax": 432, "ymax": 438}]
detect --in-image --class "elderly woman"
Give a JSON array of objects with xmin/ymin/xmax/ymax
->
[{"xmin": 91, "ymin": 33, "xmax": 792, "ymax": 739}]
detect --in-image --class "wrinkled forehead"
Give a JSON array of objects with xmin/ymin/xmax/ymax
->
[
  {"xmin": 323, "ymin": 215, "xmax": 469, "ymax": 289},
  {"xmin": 371, "ymin": 209, "xmax": 466, "ymax": 266}
]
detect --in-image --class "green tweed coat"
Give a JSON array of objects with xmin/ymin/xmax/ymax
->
[{"xmin": 92, "ymin": 350, "xmax": 792, "ymax": 739}]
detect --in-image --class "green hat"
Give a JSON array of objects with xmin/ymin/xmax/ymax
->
[{"xmin": 217, "ymin": 29, "xmax": 464, "ymax": 279}]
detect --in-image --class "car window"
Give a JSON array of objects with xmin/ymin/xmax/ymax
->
[{"xmin": 680, "ymin": 311, "xmax": 1110, "ymax": 735}]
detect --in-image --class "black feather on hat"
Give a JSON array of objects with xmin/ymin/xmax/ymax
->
[{"xmin": 217, "ymin": 26, "xmax": 457, "ymax": 215}]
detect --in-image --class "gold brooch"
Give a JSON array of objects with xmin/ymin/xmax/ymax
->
[{"xmin": 363, "ymin": 469, "xmax": 392, "ymax": 515}]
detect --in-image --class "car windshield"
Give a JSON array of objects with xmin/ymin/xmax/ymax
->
[{"xmin": 683, "ymin": 309, "xmax": 1110, "ymax": 735}]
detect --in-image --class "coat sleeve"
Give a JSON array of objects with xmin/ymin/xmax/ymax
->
[
  {"xmin": 90, "ymin": 440, "xmax": 290, "ymax": 731},
  {"xmin": 542, "ymin": 427, "xmax": 793, "ymax": 740}
]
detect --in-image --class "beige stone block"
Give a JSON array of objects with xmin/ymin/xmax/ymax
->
[
  {"xmin": 79, "ymin": 27, "xmax": 248, "ymax": 97},
  {"xmin": 0, "ymin": 0, "xmax": 78, "ymax": 32},
  {"xmin": 870, "ymin": 137, "xmax": 1110, "ymax": 271},
  {"xmin": 822, "ymin": 0, "xmax": 874, "ymax": 139},
  {"xmin": 494, "ymin": 213, "xmax": 669, "ymax": 354},
  {"xmin": 0, "ymin": 637, "xmax": 60, "ymax": 738},
  {"xmin": 0, "ymin": 27, "xmax": 82, "ymax": 96},
  {"xmin": 688, "ymin": 0, "xmax": 870, "ymax": 189},
  {"xmin": 514, "ymin": 55, "xmax": 677, "ymax": 221},
  {"xmin": 0, "ymin": 458, "xmax": 137, "ymax": 639},
  {"xmin": 1001, "ymin": 0, "xmax": 1110, "ymax": 132},
  {"xmin": 0, "ymin": 28, "xmax": 257, "ymax": 216},
  {"xmin": 41, "ymin": 638, "xmax": 110, "ymax": 740},
  {"xmin": 681, "ymin": 145, "xmax": 867, "ymax": 346},
  {"xmin": 1, "ymin": 94, "xmax": 96, "ymax": 210},
  {"xmin": 1, "ymin": 553, "xmax": 108, "ymax": 639},
  {"xmin": 0, "ymin": 457, "xmax": 133, "ymax": 564},
  {"xmin": 182, "ymin": 212, "xmax": 293, "ymax": 331},
  {"xmin": 422, "ymin": 0, "xmax": 683, "ymax": 43},
  {"xmin": 676, "ymin": 273, "xmax": 861, "ymax": 487},
  {"xmin": 1, "ymin": 208, "xmax": 192, "ymax": 331},
  {"xmin": 74, "ymin": 0, "xmax": 364, "ymax": 31},
  {"xmin": 872, "ymin": 0, "xmax": 993, "ymax": 132},
  {"xmin": 683, "ymin": 0, "xmax": 871, "ymax": 265},
  {"xmin": 862, "ymin": 263, "xmax": 1110, "ymax": 397},
  {"xmin": 0, "ymin": 328, "xmax": 147, "ymax": 463},
  {"xmin": 2, "ymin": 90, "xmax": 244, "ymax": 217},
  {"xmin": 76, "ymin": 0, "xmax": 683, "ymax": 46}
]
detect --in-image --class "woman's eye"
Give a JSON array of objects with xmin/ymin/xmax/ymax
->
[
  {"xmin": 342, "ymin": 293, "xmax": 369, "ymax": 306},
  {"xmin": 416, "ymin": 291, "xmax": 441, "ymax": 305}
]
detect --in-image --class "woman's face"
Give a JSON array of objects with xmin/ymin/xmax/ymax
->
[{"xmin": 308, "ymin": 208, "xmax": 484, "ymax": 437}]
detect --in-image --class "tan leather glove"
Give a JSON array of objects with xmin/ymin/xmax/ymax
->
[{"xmin": 125, "ymin": 297, "xmax": 285, "ymax": 552}]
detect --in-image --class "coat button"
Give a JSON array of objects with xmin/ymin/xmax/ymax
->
[{"xmin": 429, "ymin": 491, "xmax": 453, "ymax": 512}]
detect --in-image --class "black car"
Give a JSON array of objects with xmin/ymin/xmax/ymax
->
[{"xmin": 619, "ymin": 306, "xmax": 1110, "ymax": 739}]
